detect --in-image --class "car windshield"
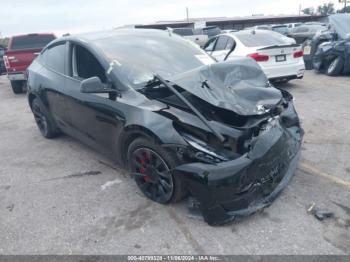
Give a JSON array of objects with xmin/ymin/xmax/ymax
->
[
  {"xmin": 94, "ymin": 30, "xmax": 214, "ymax": 87},
  {"xmin": 233, "ymin": 31, "xmax": 290, "ymax": 47},
  {"xmin": 10, "ymin": 35, "xmax": 55, "ymax": 51}
]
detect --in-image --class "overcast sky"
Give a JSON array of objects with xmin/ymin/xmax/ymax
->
[{"xmin": 0, "ymin": 0, "xmax": 343, "ymax": 37}]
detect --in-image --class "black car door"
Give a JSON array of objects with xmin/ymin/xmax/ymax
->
[
  {"xmin": 39, "ymin": 42, "xmax": 71, "ymax": 128},
  {"xmin": 63, "ymin": 42, "xmax": 125, "ymax": 155}
]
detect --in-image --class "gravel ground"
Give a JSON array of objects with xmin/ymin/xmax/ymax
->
[{"xmin": 0, "ymin": 71, "xmax": 349, "ymax": 255}]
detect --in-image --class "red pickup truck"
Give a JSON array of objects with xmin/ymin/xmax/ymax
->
[{"xmin": 4, "ymin": 33, "xmax": 56, "ymax": 94}]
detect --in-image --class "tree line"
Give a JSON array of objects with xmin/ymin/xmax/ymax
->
[{"xmin": 303, "ymin": 1, "xmax": 350, "ymax": 15}]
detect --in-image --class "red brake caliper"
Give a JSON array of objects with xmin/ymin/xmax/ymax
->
[{"xmin": 139, "ymin": 152, "xmax": 150, "ymax": 182}]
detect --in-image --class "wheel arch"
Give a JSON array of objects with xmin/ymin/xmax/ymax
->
[
  {"xmin": 117, "ymin": 125, "xmax": 164, "ymax": 167},
  {"xmin": 28, "ymin": 92, "xmax": 37, "ymax": 109}
]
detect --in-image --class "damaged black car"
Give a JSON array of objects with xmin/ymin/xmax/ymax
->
[
  {"xmin": 312, "ymin": 14, "xmax": 350, "ymax": 76},
  {"xmin": 27, "ymin": 29, "xmax": 303, "ymax": 225}
]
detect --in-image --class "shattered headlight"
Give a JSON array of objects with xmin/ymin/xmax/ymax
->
[{"xmin": 181, "ymin": 133, "xmax": 228, "ymax": 164}]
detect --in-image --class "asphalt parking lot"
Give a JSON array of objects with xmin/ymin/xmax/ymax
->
[{"xmin": 0, "ymin": 71, "xmax": 349, "ymax": 255}]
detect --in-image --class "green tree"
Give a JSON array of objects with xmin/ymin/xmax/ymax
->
[
  {"xmin": 317, "ymin": 3, "xmax": 335, "ymax": 15},
  {"xmin": 302, "ymin": 7, "xmax": 315, "ymax": 15},
  {"xmin": 0, "ymin": 38, "xmax": 9, "ymax": 48}
]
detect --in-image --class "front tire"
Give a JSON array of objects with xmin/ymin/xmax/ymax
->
[
  {"xmin": 127, "ymin": 137, "xmax": 188, "ymax": 204},
  {"xmin": 326, "ymin": 57, "xmax": 344, "ymax": 76},
  {"xmin": 31, "ymin": 98, "xmax": 61, "ymax": 138},
  {"xmin": 10, "ymin": 80, "xmax": 24, "ymax": 94}
]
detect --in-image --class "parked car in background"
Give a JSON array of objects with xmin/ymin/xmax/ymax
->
[
  {"xmin": 245, "ymin": 24, "xmax": 289, "ymax": 36},
  {"xmin": 245, "ymin": 25, "xmax": 271, "ymax": 31},
  {"xmin": 204, "ymin": 30, "xmax": 305, "ymax": 83},
  {"xmin": 3, "ymin": 33, "xmax": 56, "ymax": 94},
  {"xmin": 304, "ymin": 22, "xmax": 327, "ymax": 26},
  {"xmin": 287, "ymin": 24, "xmax": 328, "ymax": 44},
  {"xmin": 0, "ymin": 46, "xmax": 6, "ymax": 75},
  {"xmin": 286, "ymin": 23, "xmax": 302, "ymax": 32},
  {"xmin": 26, "ymin": 29, "xmax": 303, "ymax": 225},
  {"xmin": 287, "ymin": 24, "xmax": 328, "ymax": 70},
  {"xmin": 171, "ymin": 28, "xmax": 208, "ymax": 47},
  {"xmin": 270, "ymin": 24, "xmax": 289, "ymax": 36},
  {"xmin": 313, "ymin": 14, "xmax": 350, "ymax": 76}
]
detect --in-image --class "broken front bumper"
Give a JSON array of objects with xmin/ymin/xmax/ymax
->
[{"xmin": 175, "ymin": 121, "xmax": 303, "ymax": 226}]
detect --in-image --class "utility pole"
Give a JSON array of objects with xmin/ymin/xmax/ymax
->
[
  {"xmin": 186, "ymin": 7, "xmax": 189, "ymax": 22},
  {"xmin": 299, "ymin": 4, "xmax": 302, "ymax": 15}
]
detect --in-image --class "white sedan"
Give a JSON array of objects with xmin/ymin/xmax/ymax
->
[{"xmin": 204, "ymin": 30, "xmax": 305, "ymax": 83}]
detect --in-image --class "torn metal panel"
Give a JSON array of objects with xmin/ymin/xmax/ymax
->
[{"xmin": 169, "ymin": 59, "xmax": 282, "ymax": 116}]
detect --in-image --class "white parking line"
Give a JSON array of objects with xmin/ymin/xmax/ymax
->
[{"xmin": 101, "ymin": 178, "xmax": 123, "ymax": 190}]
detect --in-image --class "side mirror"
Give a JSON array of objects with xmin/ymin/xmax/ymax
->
[
  {"xmin": 345, "ymin": 33, "xmax": 350, "ymax": 40},
  {"xmin": 80, "ymin": 77, "xmax": 117, "ymax": 94}
]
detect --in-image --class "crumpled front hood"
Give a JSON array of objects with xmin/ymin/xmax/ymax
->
[{"xmin": 169, "ymin": 58, "xmax": 283, "ymax": 116}]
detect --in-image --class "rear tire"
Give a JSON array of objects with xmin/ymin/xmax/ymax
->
[
  {"xmin": 326, "ymin": 57, "xmax": 344, "ymax": 76},
  {"xmin": 10, "ymin": 80, "xmax": 24, "ymax": 94},
  {"xmin": 31, "ymin": 98, "xmax": 61, "ymax": 138},
  {"xmin": 127, "ymin": 137, "xmax": 188, "ymax": 204}
]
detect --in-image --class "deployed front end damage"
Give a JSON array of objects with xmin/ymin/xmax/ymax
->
[
  {"xmin": 141, "ymin": 59, "xmax": 303, "ymax": 225},
  {"xmin": 174, "ymin": 108, "xmax": 302, "ymax": 225},
  {"xmin": 313, "ymin": 40, "xmax": 350, "ymax": 74}
]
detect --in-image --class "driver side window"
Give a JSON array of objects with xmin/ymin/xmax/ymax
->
[{"xmin": 71, "ymin": 44, "xmax": 107, "ymax": 83}]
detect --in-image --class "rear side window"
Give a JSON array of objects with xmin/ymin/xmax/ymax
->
[
  {"xmin": 10, "ymin": 35, "xmax": 55, "ymax": 51},
  {"xmin": 234, "ymin": 32, "xmax": 289, "ymax": 47},
  {"xmin": 226, "ymin": 37, "xmax": 235, "ymax": 50},
  {"xmin": 214, "ymin": 36, "xmax": 229, "ymax": 51},
  {"xmin": 42, "ymin": 44, "xmax": 66, "ymax": 74}
]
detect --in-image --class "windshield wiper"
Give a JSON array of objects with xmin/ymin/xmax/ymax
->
[{"xmin": 154, "ymin": 74, "xmax": 225, "ymax": 143}]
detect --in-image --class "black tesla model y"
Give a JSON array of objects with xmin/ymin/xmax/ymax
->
[{"xmin": 27, "ymin": 29, "xmax": 303, "ymax": 225}]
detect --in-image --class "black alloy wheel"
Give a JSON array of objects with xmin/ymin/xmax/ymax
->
[
  {"xmin": 326, "ymin": 56, "xmax": 344, "ymax": 76},
  {"xmin": 130, "ymin": 147, "xmax": 174, "ymax": 204},
  {"xmin": 32, "ymin": 99, "xmax": 49, "ymax": 137},
  {"xmin": 31, "ymin": 98, "xmax": 60, "ymax": 138}
]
